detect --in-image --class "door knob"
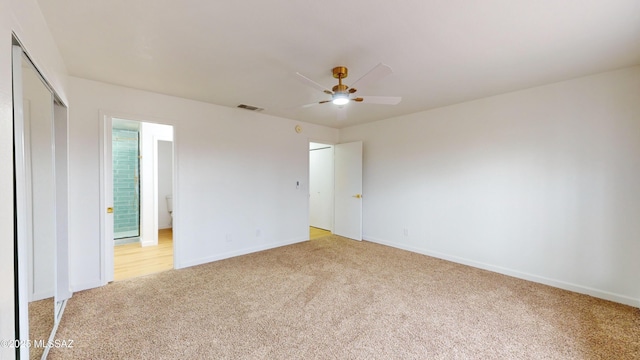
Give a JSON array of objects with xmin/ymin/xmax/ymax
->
[
  {"xmin": 107, "ymin": 207, "xmax": 114, "ymax": 213},
  {"xmin": 352, "ymin": 194, "xmax": 362, "ymax": 199}
]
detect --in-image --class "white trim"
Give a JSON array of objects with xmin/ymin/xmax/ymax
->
[
  {"xmin": 178, "ymin": 237, "xmax": 308, "ymax": 269},
  {"xmin": 151, "ymin": 135, "xmax": 160, "ymax": 246},
  {"xmin": 364, "ymin": 235, "xmax": 640, "ymax": 308},
  {"xmin": 70, "ymin": 281, "xmax": 104, "ymax": 293},
  {"xmin": 306, "ymin": 140, "xmax": 310, "ymax": 234},
  {"xmin": 171, "ymin": 130, "xmax": 180, "ymax": 268}
]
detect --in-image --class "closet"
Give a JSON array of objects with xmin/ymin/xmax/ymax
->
[{"xmin": 12, "ymin": 41, "xmax": 71, "ymax": 359}]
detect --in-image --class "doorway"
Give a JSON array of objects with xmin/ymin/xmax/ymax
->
[
  {"xmin": 101, "ymin": 116, "xmax": 175, "ymax": 282},
  {"xmin": 308, "ymin": 140, "xmax": 363, "ymax": 241},
  {"xmin": 112, "ymin": 121, "xmax": 141, "ymax": 244},
  {"xmin": 309, "ymin": 142, "xmax": 334, "ymax": 239}
]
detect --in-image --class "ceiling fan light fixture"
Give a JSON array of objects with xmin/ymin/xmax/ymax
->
[
  {"xmin": 296, "ymin": 64, "xmax": 401, "ymax": 117},
  {"xmin": 332, "ymin": 94, "xmax": 349, "ymax": 105}
]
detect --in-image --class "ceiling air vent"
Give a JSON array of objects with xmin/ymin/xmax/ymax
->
[{"xmin": 237, "ymin": 104, "xmax": 264, "ymax": 112}]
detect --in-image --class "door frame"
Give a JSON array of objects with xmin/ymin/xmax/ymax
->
[
  {"xmin": 307, "ymin": 139, "xmax": 363, "ymax": 240},
  {"xmin": 99, "ymin": 111, "xmax": 179, "ymax": 284}
]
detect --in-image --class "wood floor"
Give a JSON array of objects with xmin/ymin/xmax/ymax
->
[
  {"xmin": 114, "ymin": 229, "xmax": 173, "ymax": 281},
  {"xmin": 310, "ymin": 226, "xmax": 331, "ymax": 239},
  {"xmin": 114, "ymin": 227, "xmax": 331, "ymax": 281}
]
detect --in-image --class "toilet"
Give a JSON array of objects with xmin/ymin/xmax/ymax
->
[{"xmin": 165, "ymin": 195, "xmax": 173, "ymax": 227}]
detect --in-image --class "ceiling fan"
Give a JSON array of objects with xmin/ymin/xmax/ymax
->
[{"xmin": 295, "ymin": 63, "xmax": 401, "ymax": 120}]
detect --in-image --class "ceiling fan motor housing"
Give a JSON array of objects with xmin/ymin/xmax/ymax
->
[
  {"xmin": 332, "ymin": 66, "xmax": 348, "ymax": 79},
  {"xmin": 332, "ymin": 84, "xmax": 349, "ymax": 93},
  {"xmin": 332, "ymin": 66, "xmax": 350, "ymax": 93}
]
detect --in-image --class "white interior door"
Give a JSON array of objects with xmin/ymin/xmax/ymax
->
[
  {"xmin": 100, "ymin": 115, "xmax": 114, "ymax": 283},
  {"xmin": 334, "ymin": 141, "xmax": 363, "ymax": 240}
]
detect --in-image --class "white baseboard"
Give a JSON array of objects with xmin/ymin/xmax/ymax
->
[
  {"xmin": 364, "ymin": 235, "xmax": 639, "ymax": 308},
  {"xmin": 140, "ymin": 239, "xmax": 156, "ymax": 247},
  {"xmin": 31, "ymin": 290, "xmax": 54, "ymax": 302},
  {"xmin": 70, "ymin": 280, "xmax": 104, "ymax": 293},
  {"xmin": 177, "ymin": 236, "xmax": 309, "ymax": 269}
]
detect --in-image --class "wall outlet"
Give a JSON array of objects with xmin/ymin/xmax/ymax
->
[
  {"xmin": 226, "ymin": 234, "xmax": 232, "ymax": 242},
  {"xmin": 403, "ymin": 228, "xmax": 409, "ymax": 237},
  {"xmin": 256, "ymin": 229, "xmax": 261, "ymax": 237}
]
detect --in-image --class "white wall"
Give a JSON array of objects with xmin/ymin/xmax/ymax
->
[
  {"xmin": 0, "ymin": 0, "xmax": 68, "ymax": 357},
  {"xmin": 340, "ymin": 66, "xmax": 640, "ymax": 307},
  {"xmin": 68, "ymin": 76, "xmax": 339, "ymax": 291},
  {"xmin": 158, "ymin": 140, "xmax": 173, "ymax": 229}
]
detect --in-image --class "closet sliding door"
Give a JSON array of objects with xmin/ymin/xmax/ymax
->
[{"xmin": 13, "ymin": 43, "xmax": 71, "ymax": 360}]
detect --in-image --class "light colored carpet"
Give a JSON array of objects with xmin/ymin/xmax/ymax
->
[
  {"xmin": 49, "ymin": 235, "xmax": 639, "ymax": 359},
  {"xmin": 29, "ymin": 297, "xmax": 54, "ymax": 360}
]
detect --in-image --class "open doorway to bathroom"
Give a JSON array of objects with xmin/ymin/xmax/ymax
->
[
  {"xmin": 110, "ymin": 118, "xmax": 174, "ymax": 281},
  {"xmin": 112, "ymin": 121, "xmax": 141, "ymax": 244}
]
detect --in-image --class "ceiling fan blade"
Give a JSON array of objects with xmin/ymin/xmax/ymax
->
[
  {"xmin": 295, "ymin": 72, "xmax": 333, "ymax": 95},
  {"xmin": 337, "ymin": 106, "xmax": 347, "ymax": 121},
  {"xmin": 349, "ymin": 63, "xmax": 393, "ymax": 92},
  {"xmin": 357, "ymin": 96, "xmax": 402, "ymax": 105},
  {"xmin": 300, "ymin": 100, "xmax": 331, "ymax": 108}
]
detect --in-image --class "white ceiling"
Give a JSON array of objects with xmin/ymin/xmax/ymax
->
[{"xmin": 38, "ymin": 0, "xmax": 640, "ymax": 129}]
